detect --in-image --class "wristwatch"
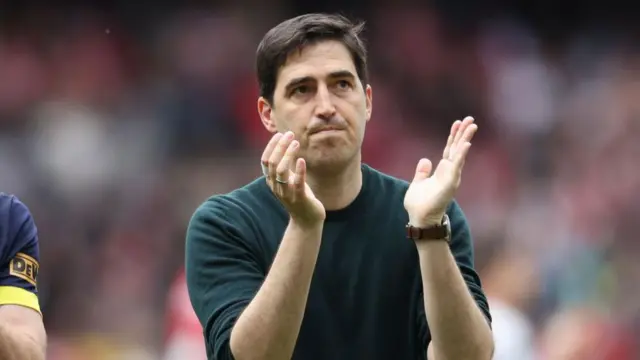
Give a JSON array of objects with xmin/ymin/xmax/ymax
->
[{"xmin": 405, "ymin": 214, "xmax": 451, "ymax": 242}]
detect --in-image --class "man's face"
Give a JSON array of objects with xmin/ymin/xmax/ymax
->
[{"xmin": 258, "ymin": 40, "xmax": 373, "ymax": 172}]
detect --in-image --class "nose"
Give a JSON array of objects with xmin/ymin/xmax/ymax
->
[{"xmin": 314, "ymin": 85, "xmax": 336, "ymax": 119}]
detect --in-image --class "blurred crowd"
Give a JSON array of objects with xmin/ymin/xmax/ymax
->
[{"xmin": 0, "ymin": 2, "xmax": 638, "ymax": 359}]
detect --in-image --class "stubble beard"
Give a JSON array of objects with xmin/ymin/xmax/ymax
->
[{"xmin": 303, "ymin": 139, "xmax": 360, "ymax": 177}]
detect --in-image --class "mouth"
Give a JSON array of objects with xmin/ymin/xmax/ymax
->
[{"xmin": 310, "ymin": 127, "xmax": 342, "ymax": 135}]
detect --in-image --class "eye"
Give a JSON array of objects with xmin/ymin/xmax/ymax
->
[
  {"xmin": 292, "ymin": 85, "xmax": 309, "ymax": 96},
  {"xmin": 336, "ymin": 80, "xmax": 351, "ymax": 89}
]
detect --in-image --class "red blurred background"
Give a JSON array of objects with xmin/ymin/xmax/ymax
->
[{"xmin": 0, "ymin": 1, "xmax": 638, "ymax": 359}]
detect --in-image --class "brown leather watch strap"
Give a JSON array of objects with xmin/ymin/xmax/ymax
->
[{"xmin": 405, "ymin": 214, "xmax": 451, "ymax": 241}]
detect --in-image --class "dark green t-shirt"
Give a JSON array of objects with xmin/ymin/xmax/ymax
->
[{"xmin": 186, "ymin": 164, "xmax": 491, "ymax": 360}]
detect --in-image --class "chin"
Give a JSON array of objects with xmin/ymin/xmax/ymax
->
[{"xmin": 305, "ymin": 146, "xmax": 358, "ymax": 174}]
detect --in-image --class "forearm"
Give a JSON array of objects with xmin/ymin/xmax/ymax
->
[
  {"xmin": 230, "ymin": 220, "xmax": 323, "ymax": 360},
  {"xmin": 0, "ymin": 322, "xmax": 44, "ymax": 360},
  {"xmin": 417, "ymin": 242, "xmax": 493, "ymax": 360}
]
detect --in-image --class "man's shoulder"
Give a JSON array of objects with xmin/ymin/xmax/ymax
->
[
  {"xmin": 0, "ymin": 194, "xmax": 38, "ymax": 257},
  {"xmin": 185, "ymin": 178, "xmax": 279, "ymax": 272},
  {"xmin": 187, "ymin": 176, "xmax": 281, "ymax": 237},
  {"xmin": 192, "ymin": 176, "xmax": 274, "ymax": 218},
  {"xmin": 0, "ymin": 192, "xmax": 36, "ymax": 227},
  {"xmin": 0, "ymin": 193, "xmax": 41, "ymax": 308}
]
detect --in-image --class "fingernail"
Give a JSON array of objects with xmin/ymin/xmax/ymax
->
[
  {"xmin": 286, "ymin": 131, "xmax": 294, "ymax": 139},
  {"xmin": 292, "ymin": 140, "xmax": 299, "ymax": 148}
]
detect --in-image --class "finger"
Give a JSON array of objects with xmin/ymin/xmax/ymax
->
[
  {"xmin": 268, "ymin": 131, "xmax": 295, "ymax": 179},
  {"xmin": 453, "ymin": 117, "xmax": 473, "ymax": 148},
  {"xmin": 442, "ymin": 120, "xmax": 460, "ymax": 159},
  {"xmin": 451, "ymin": 117, "xmax": 474, "ymax": 158},
  {"xmin": 453, "ymin": 141, "xmax": 472, "ymax": 169},
  {"xmin": 461, "ymin": 123, "xmax": 478, "ymax": 143},
  {"xmin": 261, "ymin": 133, "xmax": 284, "ymax": 169},
  {"xmin": 412, "ymin": 158, "xmax": 433, "ymax": 182},
  {"xmin": 293, "ymin": 158, "xmax": 306, "ymax": 192},
  {"xmin": 276, "ymin": 140, "xmax": 299, "ymax": 183}
]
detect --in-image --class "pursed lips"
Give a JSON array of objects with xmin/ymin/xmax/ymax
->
[{"xmin": 310, "ymin": 126, "xmax": 343, "ymax": 135}]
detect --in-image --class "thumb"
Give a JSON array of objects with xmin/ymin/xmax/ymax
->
[{"xmin": 412, "ymin": 158, "xmax": 433, "ymax": 182}]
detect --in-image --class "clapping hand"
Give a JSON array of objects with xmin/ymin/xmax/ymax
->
[
  {"xmin": 261, "ymin": 131, "xmax": 326, "ymax": 227},
  {"xmin": 404, "ymin": 117, "xmax": 477, "ymax": 228}
]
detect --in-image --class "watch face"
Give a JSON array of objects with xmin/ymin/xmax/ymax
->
[{"xmin": 444, "ymin": 214, "xmax": 452, "ymax": 241}]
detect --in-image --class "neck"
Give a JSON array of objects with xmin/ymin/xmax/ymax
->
[{"xmin": 306, "ymin": 158, "xmax": 363, "ymax": 211}]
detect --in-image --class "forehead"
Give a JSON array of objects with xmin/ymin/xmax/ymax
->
[{"xmin": 277, "ymin": 40, "xmax": 356, "ymax": 84}]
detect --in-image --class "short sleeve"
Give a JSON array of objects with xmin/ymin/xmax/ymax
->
[
  {"xmin": 185, "ymin": 198, "xmax": 265, "ymax": 360},
  {"xmin": 447, "ymin": 201, "xmax": 492, "ymax": 323},
  {"xmin": 416, "ymin": 201, "xmax": 492, "ymax": 354},
  {"xmin": 0, "ymin": 195, "xmax": 41, "ymax": 313}
]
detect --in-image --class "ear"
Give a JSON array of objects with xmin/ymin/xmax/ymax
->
[
  {"xmin": 257, "ymin": 96, "xmax": 277, "ymax": 133},
  {"xmin": 365, "ymin": 84, "xmax": 373, "ymax": 122}
]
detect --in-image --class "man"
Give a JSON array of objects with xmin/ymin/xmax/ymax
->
[
  {"xmin": 186, "ymin": 13, "xmax": 493, "ymax": 360},
  {"xmin": 0, "ymin": 193, "xmax": 47, "ymax": 359}
]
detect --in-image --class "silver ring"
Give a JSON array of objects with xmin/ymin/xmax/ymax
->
[
  {"xmin": 275, "ymin": 177, "xmax": 288, "ymax": 184},
  {"xmin": 261, "ymin": 163, "xmax": 269, "ymax": 177}
]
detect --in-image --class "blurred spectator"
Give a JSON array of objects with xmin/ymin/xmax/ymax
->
[
  {"xmin": 479, "ymin": 243, "xmax": 540, "ymax": 360},
  {"xmin": 163, "ymin": 269, "xmax": 205, "ymax": 360}
]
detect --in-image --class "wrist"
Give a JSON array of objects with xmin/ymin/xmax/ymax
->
[
  {"xmin": 289, "ymin": 217, "xmax": 324, "ymax": 233},
  {"xmin": 415, "ymin": 239, "xmax": 449, "ymax": 253},
  {"xmin": 408, "ymin": 214, "xmax": 444, "ymax": 229}
]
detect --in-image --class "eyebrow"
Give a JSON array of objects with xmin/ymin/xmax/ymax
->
[
  {"xmin": 284, "ymin": 70, "xmax": 357, "ymax": 92},
  {"xmin": 327, "ymin": 70, "xmax": 356, "ymax": 81}
]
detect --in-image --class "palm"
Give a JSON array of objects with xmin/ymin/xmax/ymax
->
[
  {"xmin": 302, "ymin": 180, "xmax": 325, "ymax": 213},
  {"xmin": 404, "ymin": 117, "xmax": 477, "ymax": 225},
  {"xmin": 281, "ymin": 168, "xmax": 325, "ymax": 221},
  {"xmin": 407, "ymin": 159, "xmax": 459, "ymax": 206}
]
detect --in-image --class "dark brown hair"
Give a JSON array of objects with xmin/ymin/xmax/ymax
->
[{"xmin": 256, "ymin": 13, "xmax": 369, "ymax": 106}]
